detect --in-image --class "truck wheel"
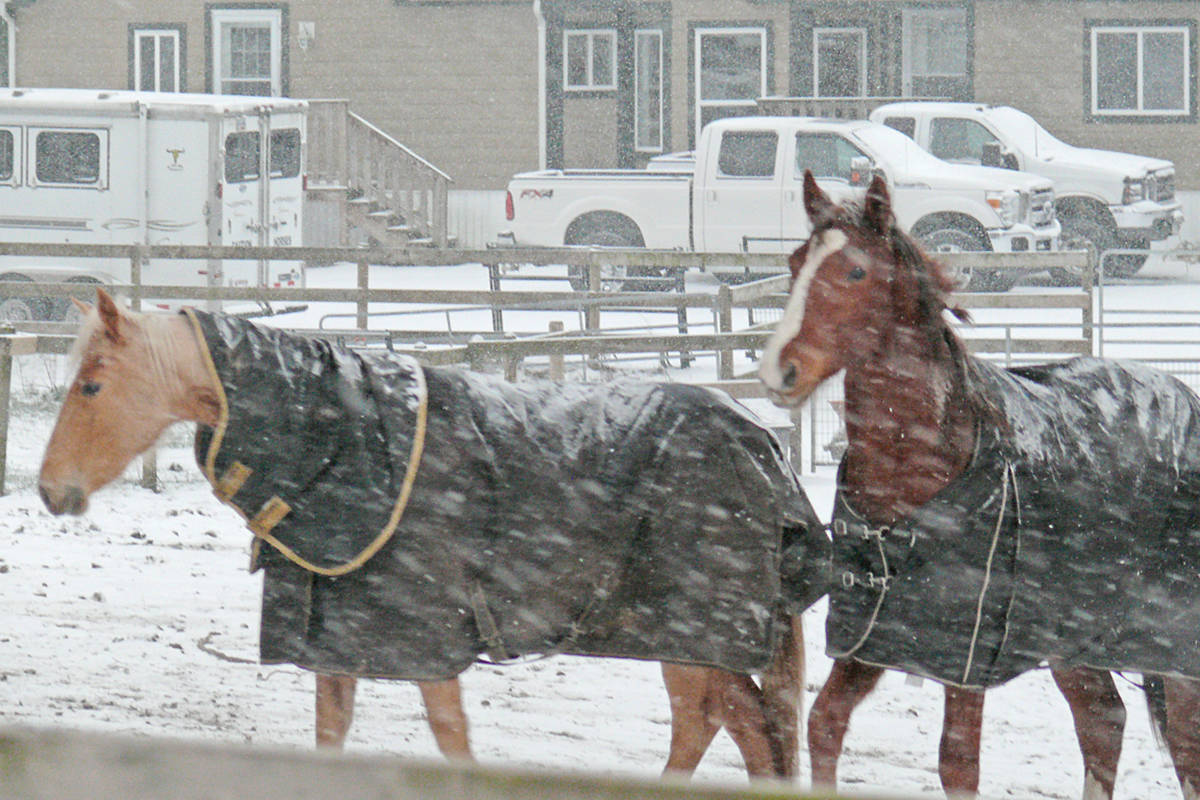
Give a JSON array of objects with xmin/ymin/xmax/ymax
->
[
  {"xmin": 564, "ymin": 213, "xmax": 665, "ymax": 291},
  {"xmin": 913, "ymin": 225, "xmax": 988, "ymax": 291},
  {"xmin": 1108, "ymin": 236, "xmax": 1149, "ymax": 279},
  {"xmin": 1058, "ymin": 215, "xmax": 1123, "ymax": 283},
  {"xmin": 0, "ymin": 275, "xmax": 50, "ymax": 322}
]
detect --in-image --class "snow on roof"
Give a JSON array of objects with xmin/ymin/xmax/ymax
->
[{"xmin": 0, "ymin": 88, "xmax": 307, "ymax": 116}]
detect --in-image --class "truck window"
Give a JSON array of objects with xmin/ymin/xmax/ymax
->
[
  {"xmin": 794, "ymin": 133, "xmax": 867, "ymax": 181},
  {"xmin": 881, "ymin": 116, "xmax": 916, "ymax": 139},
  {"xmin": 717, "ymin": 131, "xmax": 778, "ymax": 177},
  {"xmin": 225, "ymin": 131, "xmax": 260, "ymax": 183},
  {"xmin": 0, "ymin": 130, "xmax": 14, "ymax": 182},
  {"xmin": 269, "ymin": 129, "xmax": 301, "ymax": 179},
  {"xmin": 928, "ymin": 118, "xmax": 999, "ymax": 164},
  {"xmin": 35, "ymin": 131, "xmax": 100, "ymax": 185}
]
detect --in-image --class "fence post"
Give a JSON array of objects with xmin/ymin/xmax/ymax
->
[
  {"xmin": 128, "ymin": 248, "xmax": 158, "ymax": 489},
  {"xmin": 356, "ymin": 260, "xmax": 369, "ymax": 330},
  {"xmin": 0, "ymin": 331, "xmax": 13, "ymax": 495},
  {"xmin": 717, "ymin": 284, "xmax": 734, "ymax": 380},
  {"xmin": 585, "ymin": 253, "xmax": 601, "ymax": 332},
  {"xmin": 548, "ymin": 320, "xmax": 565, "ymax": 381},
  {"xmin": 487, "ymin": 262, "xmax": 504, "ymax": 333}
]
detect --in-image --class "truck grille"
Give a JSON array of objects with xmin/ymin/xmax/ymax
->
[{"xmin": 1029, "ymin": 189, "xmax": 1056, "ymax": 228}]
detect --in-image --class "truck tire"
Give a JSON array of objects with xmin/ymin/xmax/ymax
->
[
  {"xmin": 912, "ymin": 223, "xmax": 997, "ymax": 291},
  {"xmin": 564, "ymin": 212, "xmax": 667, "ymax": 291},
  {"xmin": 1058, "ymin": 215, "xmax": 1142, "ymax": 281},
  {"xmin": 0, "ymin": 274, "xmax": 50, "ymax": 322}
]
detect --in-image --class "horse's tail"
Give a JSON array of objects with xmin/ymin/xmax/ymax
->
[
  {"xmin": 1143, "ymin": 674, "xmax": 1169, "ymax": 748},
  {"xmin": 760, "ymin": 614, "xmax": 805, "ymax": 778}
]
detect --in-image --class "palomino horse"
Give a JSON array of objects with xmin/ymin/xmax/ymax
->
[
  {"xmin": 39, "ymin": 289, "xmax": 823, "ymax": 779},
  {"xmin": 756, "ymin": 172, "xmax": 1200, "ymax": 799}
]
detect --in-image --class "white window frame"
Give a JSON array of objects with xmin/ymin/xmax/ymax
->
[
  {"xmin": 133, "ymin": 28, "xmax": 182, "ymax": 92},
  {"xmin": 634, "ymin": 29, "xmax": 664, "ymax": 153},
  {"xmin": 694, "ymin": 26, "xmax": 768, "ymax": 144},
  {"xmin": 812, "ymin": 27, "xmax": 867, "ymax": 97},
  {"xmin": 1090, "ymin": 24, "xmax": 1191, "ymax": 117},
  {"xmin": 564, "ymin": 29, "xmax": 617, "ymax": 92},
  {"xmin": 901, "ymin": 6, "xmax": 969, "ymax": 97},
  {"xmin": 0, "ymin": 126, "xmax": 19, "ymax": 187},
  {"xmin": 28, "ymin": 127, "xmax": 109, "ymax": 190},
  {"xmin": 210, "ymin": 7, "xmax": 283, "ymax": 96}
]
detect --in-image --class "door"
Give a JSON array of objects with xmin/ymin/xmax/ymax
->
[
  {"xmin": 694, "ymin": 27, "xmax": 767, "ymax": 146},
  {"xmin": 782, "ymin": 131, "xmax": 872, "ymax": 246},
  {"xmin": 697, "ymin": 127, "xmax": 783, "ymax": 253}
]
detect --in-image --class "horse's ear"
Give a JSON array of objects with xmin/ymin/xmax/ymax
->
[
  {"xmin": 863, "ymin": 174, "xmax": 894, "ymax": 236},
  {"xmin": 95, "ymin": 288, "xmax": 125, "ymax": 343},
  {"xmin": 803, "ymin": 170, "xmax": 836, "ymax": 226}
]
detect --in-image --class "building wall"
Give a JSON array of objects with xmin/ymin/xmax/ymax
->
[
  {"xmin": 974, "ymin": 1, "xmax": 1199, "ymax": 186},
  {"xmin": 9, "ymin": 0, "xmax": 541, "ymax": 190}
]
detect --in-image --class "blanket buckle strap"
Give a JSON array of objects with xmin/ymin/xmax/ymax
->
[{"xmin": 469, "ymin": 581, "xmax": 513, "ymax": 663}]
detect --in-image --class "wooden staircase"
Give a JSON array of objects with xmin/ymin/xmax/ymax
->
[{"xmin": 307, "ymin": 99, "xmax": 453, "ymax": 248}]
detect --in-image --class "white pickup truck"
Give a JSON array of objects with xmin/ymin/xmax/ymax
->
[
  {"xmin": 503, "ymin": 116, "xmax": 1059, "ymax": 291},
  {"xmin": 869, "ymin": 101, "xmax": 1183, "ymax": 279}
]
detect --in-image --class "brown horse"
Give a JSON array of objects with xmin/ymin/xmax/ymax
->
[
  {"xmin": 754, "ymin": 172, "xmax": 1200, "ymax": 799},
  {"xmin": 38, "ymin": 289, "xmax": 806, "ymax": 780}
]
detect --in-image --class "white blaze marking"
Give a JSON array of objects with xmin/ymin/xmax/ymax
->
[{"xmin": 759, "ymin": 229, "xmax": 847, "ymax": 391}]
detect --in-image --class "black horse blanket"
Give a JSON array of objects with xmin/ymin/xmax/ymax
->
[
  {"xmin": 184, "ymin": 310, "xmax": 827, "ymax": 680},
  {"xmin": 828, "ymin": 356, "xmax": 1200, "ymax": 689}
]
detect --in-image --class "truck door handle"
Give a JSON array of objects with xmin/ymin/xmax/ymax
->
[
  {"xmin": 785, "ymin": 190, "xmax": 796, "ymax": 202},
  {"xmin": 708, "ymin": 189, "xmax": 718, "ymax": 203}
]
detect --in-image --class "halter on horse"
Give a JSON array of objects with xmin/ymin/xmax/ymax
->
[
  {"xmin": 757, "ymin": 171, "xmax": 1200, "ymax": 799},
  {"xmin": 38, "ymin": 289, "xmax": 827, "ymax": 780}
]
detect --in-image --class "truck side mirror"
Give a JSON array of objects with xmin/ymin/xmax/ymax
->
[
  {"xmin": 981, "ymin": 141, "xmax": 1016, "ymax": 170},
  {"xmin": 849, "ymin": 156, "xmax": 872, "ymax": 187}
]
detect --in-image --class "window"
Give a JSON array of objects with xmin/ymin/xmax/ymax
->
[
  {"xmin": 814, "ymin": 28, "xmax": 866, "ymax": 97},
  {"xmin": 0, "ymin": 129, "xmax": 15, "ymax": 183},
  {"xmin": 270, "ymin": 129, "xmax": 301, "ymax": 178},
  {"xmin": 928, "ymin": 117, "xmax": 1000, "ymax": 163},
  {"xmin": 131, "ymin": 26, "xmax": 183, "ymax": 92},
  {"xmin": 717, "ymin": 131, "xmax": 777, "ymax": 177},
  {"xmin": 634, "ymin": 30, "xmax": 663, "ymax": 152},
  {"xmin": 794, "ymin": 133, "xmax": 868, "ymax": 181},
  {"xmin": 210, "ymin": 7, "xmax": 284, "ymax": 96},
  {"xmin": 695, "ymin": 27, "xmax": 768, "ymax": 143},
  {"xmin": 902, "ymin": 7, "xmax": 970, "ymax": 99},
  {"xmin": 225, "ymin": 131, "xmax": 259, "ymax": 182},
  {"xmin": 1089, "ymin": 22, "xmax": 1192, "ymax": 118},
  {"xmin": 34, "ymin": 130, "xmax": 104, "ymax": 186},
  {"xmin": 881, "ymin": 116, "xmax": 916, "ymax": 139},
  {"xmin": 564, "ymin": 29, "xmax": 616, "ymax": 91}
]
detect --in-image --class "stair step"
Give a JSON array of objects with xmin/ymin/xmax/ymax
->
[
  {"xmin": 347, "ymin": 196, "xmax": 377, "ymax": 206},
  {"xmin": 366, "ymin": 209, "xmax": 395, "ymax": 219},
  {"xmin": 387, "ymin": 224, "xmax": 414, "ymax": 233}
]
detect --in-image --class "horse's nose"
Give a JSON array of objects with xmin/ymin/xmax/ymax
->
[
  {"xmin": 780, "ymin": 362, "xmax": 798, "ymax": 391},
  {"xmin": 38, "ymin": 483, "xmax": 87, "ymax": 516}
]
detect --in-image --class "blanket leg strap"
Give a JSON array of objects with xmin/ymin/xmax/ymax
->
[{"xmin": 469, "ymin": 581, "xmax": 513, "ymax": 662}]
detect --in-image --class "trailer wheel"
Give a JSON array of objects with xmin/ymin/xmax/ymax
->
[
  {"xmin": 0, "ymin": 274, "xmax": 50, "ymax": 322},
  {"xmin": 54, "ymin": 277, "xmax": 104, "ymax": 323}
]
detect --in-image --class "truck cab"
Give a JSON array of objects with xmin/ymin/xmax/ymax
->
[{"xmin": 870, "ymin": 101, "xmax": 1183, "ymax": 278}]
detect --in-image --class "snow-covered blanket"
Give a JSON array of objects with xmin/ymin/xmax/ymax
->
[
  {"xmin": 185, "ymin": 310, "xmax": 827, "ymax": 680},
  {"xmin": 828, "ymin": 356, "xmax": 1200, "ymax": 688}
]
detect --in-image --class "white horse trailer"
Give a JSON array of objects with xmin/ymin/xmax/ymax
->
[{"xmin": 0, "ymin": 88, "xmax": 307, "ymax": 321}]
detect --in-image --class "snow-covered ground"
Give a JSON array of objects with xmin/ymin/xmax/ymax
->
[{"xmin": 1, "ymin": 257, "xmax": 1195, "ymax": 798}]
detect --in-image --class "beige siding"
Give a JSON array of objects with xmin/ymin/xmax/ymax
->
[
  {"xmin": 11, "ymin": 0, "xmax": 540, "ymax": 190},
  {"xmin": 975, "ymin": 1, "xmax": 1200, "ymax": 187}
]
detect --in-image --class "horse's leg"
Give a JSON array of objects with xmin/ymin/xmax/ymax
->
[
  {"xmin": 660, "ymin": 664, "xmax": 724, "ymax": 776},
  {"xmin": 808, "ymin": 659, "xmax": 885, "ymax": 792},
  {"xmin": 939, "ymin": 686, "xmax": 984, "ymax": 799},
  {"xmin": 1051, "ymin": 667, "xmax": 1124, "ymax": 800},
  {"xmin": 315, "ymin": 673, "xmax": 357, "ymax": 749},
  {"xmin": 417, "ymin": 678, "xmax": 473, "ymax": 761},
  {"xmin": 758, "ymin": 614, "xmax": 805, "ymax": 778},
  {"xmin": 1162, "ymin": 676, "xmax": 1200, "ymax": 799}
]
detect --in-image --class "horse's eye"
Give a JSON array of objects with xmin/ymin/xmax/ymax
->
[
  {"xmin": 80, "ymin": 381, "xmax": 101, "ymax": 397},
  {"xmin": 848, "ymin": 266, "xmax": 867, "ymax": 281}
]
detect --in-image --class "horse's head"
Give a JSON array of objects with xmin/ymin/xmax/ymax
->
[
  {"xmin": 759, "ymin": 171, "xmax": 962, "ymax": 407},
  {"xmin": 39, "ymin": 290, "xmax": 183, "ymax": 515}
]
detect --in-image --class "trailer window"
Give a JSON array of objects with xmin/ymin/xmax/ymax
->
[
  {"xmin": 0, "ymin": 130, "xmax": 13, "ymax": 182},
  {"xmin": 269, "ymin": 129, "xmax": 300, "ymax": 178},
  {"xmin": 225, "ymin": 131, "xmax": 259, "ymax": 182},
  {"xmin": 36, "ymin": 131, "xmax": 101, "ymax": 185}
]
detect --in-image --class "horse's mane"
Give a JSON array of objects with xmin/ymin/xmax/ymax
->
[
  {"xmin": 68, "ymin": 304, "xmax": 193, "ymax": 399},
  {"xmin": 813, "ymin": 204, "xmax": 1005, "ymax": 431}
]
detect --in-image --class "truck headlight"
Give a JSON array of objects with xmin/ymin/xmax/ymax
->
[
  {"xmin": 986, "ymin": 190, "xmax": 1021, "ymax": 227},
  {"xmin": 1122, "ymin": 177, "xmax": 1145, "ymax": 204}
]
